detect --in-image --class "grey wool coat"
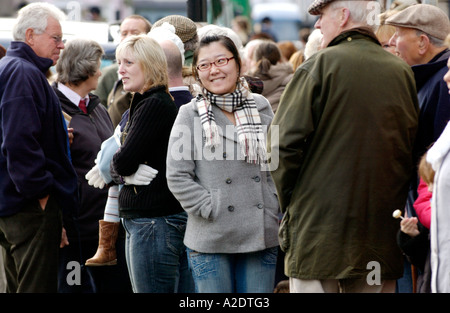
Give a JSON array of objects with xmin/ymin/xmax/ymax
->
[{"xmin": 166, "ymin": 93, "xmax": 280, "ymax": 253}]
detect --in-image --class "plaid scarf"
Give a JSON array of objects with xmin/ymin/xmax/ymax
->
[{"xmin": 195, "ymin": 77, "xmax": 267, "ymax": 165}]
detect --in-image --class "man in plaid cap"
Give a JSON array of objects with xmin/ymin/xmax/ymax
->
[
  {"xmin": 386, "ymin": 4, "xmax": 450, "ymax": 293},
  {"xmin": 152, "ymin": 15, "xmax": 199, "ymax": 66},
  {"xmin": 386, "ymin": 3, "xmax": 450, "ymax": 198},
  {"xmin": 269, "ymin": 0, "xmax": 419, "ymax": 293}
]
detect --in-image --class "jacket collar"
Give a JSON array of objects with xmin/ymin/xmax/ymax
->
[
  {"xmin": 129, "ymin": 85, "xmax": 167, "ymax": 117},
  {"xmin": 52, "ymin": 82, "xmax": 100, "ymax": 115},
  {"xmin": 412, "ymin": 49, "xmax": 450, "ymax": 90},
  {"xmin": 131, "ymin": 85, "xmax": 166, "ymax": 104},
  {"xmin": 328, "ymin": 27, "xmax": 380, "ymax": 48},
  {"xmin": 7, "ymin": 41, "xmax": 53, "ymax": 73}
]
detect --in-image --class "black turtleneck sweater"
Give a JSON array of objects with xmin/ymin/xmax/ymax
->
[{"xmin": 111, "ymin": 85, "xmax": 183, "ymax": 218}]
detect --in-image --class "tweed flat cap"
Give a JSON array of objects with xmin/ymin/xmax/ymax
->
[
  {"xmin": 385, "ymin": 4, "xmax": 450, "ymax": 41},
  {"xmin": 152, "ymin": 15, "xmax": 197, "ymax": 43},
  {"xmin": 308, "ymin": 0, "xmax": 372, "ymax": 15}
]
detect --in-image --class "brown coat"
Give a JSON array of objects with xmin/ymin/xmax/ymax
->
[
  {"xmin": 269, "ymin": 29, "xmax": 419, "ymax": 280},
  {"xmin": 259, "ymin": 62, "xmax": 294, "ymax": 113}
]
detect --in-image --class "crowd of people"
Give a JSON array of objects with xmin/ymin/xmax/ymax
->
[{"xmin": 1, "ymin": 0, "xmax": 450, "ymax": 294}]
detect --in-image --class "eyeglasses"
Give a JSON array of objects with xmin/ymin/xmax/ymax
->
[
  {"xmin": 43, "ymin": 31, "xmax": 66, "ymax": 45},
  {"xmin": 196, "ymin": 57, "xmax": 234, "ymax": 72}
]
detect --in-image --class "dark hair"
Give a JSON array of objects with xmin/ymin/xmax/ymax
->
[
  {"xmin": 192, "ymin": 35, "xmax": 242, "ymax": 80},
  {"xmin": 0, "ymin": 44, "xmax": 6, "ymax": 59},
  {"xmin": 251, "ymin": 41, "xmax": 281, "ymax": 79}
]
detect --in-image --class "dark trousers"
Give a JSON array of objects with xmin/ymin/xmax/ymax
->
[
  {"xmin": 0, "ymin": 196, "xmax": 62, "ymax": 293},
  {"xmin": 57, "ymin": 235, "xmax": 132, "ymax": 293}
]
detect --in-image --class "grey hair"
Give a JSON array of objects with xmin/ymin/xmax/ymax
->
[
  {"xmin": 328, "ymin": 0, "xmax": 377, "ymax": 31},
  {"xmin": 416, "ymin": 30, "xmax": 445, "ymax": 47},
  {"xmin": 55, "ymin": 38, "xmax": 104, "ymax": 86},
  {"xmin": 13, "ymin": 2, "xmax": 66, "ymax": 41}
]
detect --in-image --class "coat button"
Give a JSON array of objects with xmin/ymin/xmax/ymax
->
[
  {"xmin": 257, "ymin": 203, "xmax": 264, "ymax": 209},
  {"xmin": 226, "ymin": 178, "xmax": 232, "ymax": 184},
  {"xmin": 228, "ymin": 205, "xmax": 235, "ymax": 212},
  {"xmin": 253, "ymin": 176, "xmax": 261, "ymax": 182},
  {"xmin": 223, "ymin": 152, "xmax": 227, "ymax": 159}
]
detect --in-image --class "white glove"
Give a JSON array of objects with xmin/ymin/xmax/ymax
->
[
  {"xmin": 123, "ymin": 164, "xmax": 158, "ymax": 185},
  {"xmin": 85, "ymin": 164, "xmax": 107, "ymax": 189}
]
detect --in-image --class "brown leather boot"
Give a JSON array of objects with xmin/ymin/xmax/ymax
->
[{"xmin": 85, "ymin": 220, "xmax": 119, "ymax": 266}]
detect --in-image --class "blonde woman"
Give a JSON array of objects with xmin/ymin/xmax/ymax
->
[{"xmin": 109, "ymin": 35, "xmax": 190, "ymax": 293}]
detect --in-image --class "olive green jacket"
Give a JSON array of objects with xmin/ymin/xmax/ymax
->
[{"xmin": 269, "ymin": 29, "xmax": 419, "ymax": 280}]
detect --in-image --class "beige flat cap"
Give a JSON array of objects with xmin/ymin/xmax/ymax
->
[{"xmin": 385, "ymin": 4, "xmax": 450, "ymax": 40}]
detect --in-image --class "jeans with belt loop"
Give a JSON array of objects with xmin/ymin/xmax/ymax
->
[
  {"xmin": 122, "ymin": 211, "xmax": 194, "ymax": 293},
  {"xmin": 186, "ymin": 246, "xmax": 278, "ymax": 293}
]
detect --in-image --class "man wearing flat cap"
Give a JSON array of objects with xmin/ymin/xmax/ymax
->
[
  {"xmin": 269, "ymin": 0, "xmax": 419, "ymax": 293},
  {"xmin": 387, "ymin": 4, "xmax": 450, "ymax": 228},
  {"xmin": 152, "ymin": 15, "xmax": 199, "ymax": 66}
]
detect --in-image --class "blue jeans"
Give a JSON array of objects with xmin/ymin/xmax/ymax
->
[
  {"xmin": 122, "ymin": 211, "xmax": 194, "ymax": 293},
  {"xmin": 187, "ymin": 247, "xmax": 278, "ymax": 293}
]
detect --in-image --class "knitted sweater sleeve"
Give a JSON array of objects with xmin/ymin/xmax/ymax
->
[{"xmin": 111, "ymin": 93, "xmax": 175, "ymax": 179}]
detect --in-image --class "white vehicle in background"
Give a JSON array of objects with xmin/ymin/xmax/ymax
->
[
  {"xmin": 250, "ymin": 1, "xmax": 304, "ymax": 42},
  {"xmin": 0, "ymin": 17, "xmax": 116, "ymax": 68},
  {"xmin": 0, "ymin": 18, "xmax": 15, "ymax": 49},
  {"xmin": 62, "ymin": 20, "xmax": 117, "ymax": 68}
]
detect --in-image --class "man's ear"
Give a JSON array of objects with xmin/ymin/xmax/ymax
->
[
  {"xmin": 418, "ymin": 34, "xmax": 430, "ymax": 55},
  {"xmin": 25, "ymin": 28, "xmax": 34, "ymax": 46},
  {"xmin": 340, "ymin": 8, "xmax": 351, "ymax": 27}
]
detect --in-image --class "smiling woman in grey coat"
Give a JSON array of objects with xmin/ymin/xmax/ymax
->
[{"xmin": 166, "ymin": 35, "xmax": 280, "ymax": 293}]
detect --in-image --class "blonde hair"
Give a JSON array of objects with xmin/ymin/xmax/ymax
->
[
  {"xmin": 289, "ymin": 49, "xmax": 305, "ymax": 70},
  {"xmin": 116, "ymin": 34, "xmax": 169, "ymax": 93},
  {"xmin": 376, "ymin": 24, "xmax": 395, "ymax": 41},
  {"xmin": 418, "ymin": 152, "xmax": 435, "ymax": 186}
]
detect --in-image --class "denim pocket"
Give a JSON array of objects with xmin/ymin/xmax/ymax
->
[
  {"xmin": 126, "ymin": 217, "xmax": 156, "ymax": 240},
  {"xmin": 164, "ymin": 212, "xmax": 187, "ymax": 233},
  {"xmin": 164, "ymin": 213, "xmax": 187, "ymax": 255},
  {"xmin": 187, "ymin": 249, "xmax": 217, "ymax": 278},
  {"xmin": 261, "ymin": 246, "xmax": 278, "ymax": 265}
]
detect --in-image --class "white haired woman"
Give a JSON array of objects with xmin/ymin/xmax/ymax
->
[{"xmin": 52, "ymin": 38, "xmax": 131, "ymax": 292}]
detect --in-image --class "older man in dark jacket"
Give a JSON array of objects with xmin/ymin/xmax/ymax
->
[
  {"xmin": 386, "ymin": 2, "xmax": 450, "ymax": 294},
  {"xmin": 0, "ymin": 3, "xmax": 78, "ymax": 292},
  {"xmin": 386, "ymin": 4, "xmax": 450, "ymax": 216},
  {"xmin": 269, "ymin": 0, "xmax": 419, "ymax": 293}
]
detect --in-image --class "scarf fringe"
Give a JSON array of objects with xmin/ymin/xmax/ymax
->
[
  {"xmin": 204, "ymin": 122, "xmax": 221, "ymax": 149},
  {"xmin": 239, "ymin": 134, "xmax": 267, "ymax": 164}
]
